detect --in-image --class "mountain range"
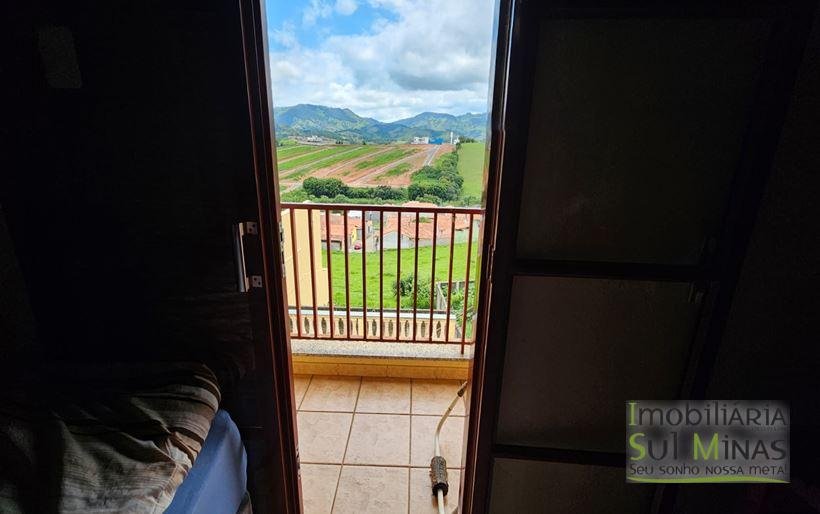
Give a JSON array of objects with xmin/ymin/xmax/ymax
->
[{"xmin": 272, "ymin": 104, "xmax": 487, "ymax": 143}]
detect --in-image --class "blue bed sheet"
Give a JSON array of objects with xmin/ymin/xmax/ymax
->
[{"xmin": 165, "ymin": 409, "xmax": 247, "ymax": 514}]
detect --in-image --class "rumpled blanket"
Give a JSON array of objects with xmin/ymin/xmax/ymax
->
[{"xmin": 0, "ymin": 361, "xmax": 220, "ymax": 514}]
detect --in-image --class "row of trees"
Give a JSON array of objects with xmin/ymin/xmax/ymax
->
[
  {"xmin": 302, "ymin": 177, "xmax": 405, "ymax": 201},
  {"xmin": 407, "ymin": 151, "xmax": 463, "ymax": 202}
]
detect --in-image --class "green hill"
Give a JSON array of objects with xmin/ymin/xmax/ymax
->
[{"xmin": 272, "ymin": 104, "xmax": 487, "ymax": 144}]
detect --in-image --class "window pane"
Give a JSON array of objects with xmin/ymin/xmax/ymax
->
[{"xmin": 517, "ymin": 18, "xmax": 771, "ymax": 264}]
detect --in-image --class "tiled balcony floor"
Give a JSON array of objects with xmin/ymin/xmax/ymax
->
[{"xmin": 294, "ymin": 375, "xmax": 467, "ymax": 514}]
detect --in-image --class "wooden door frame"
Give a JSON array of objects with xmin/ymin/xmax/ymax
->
[
  {"xmin": 236, "ymin": 0, "xmax": 519, "ymax": 511},
  {"xmin": 238, "ymin": 0, "xmax": 302, "ymax": 512},
  {"xmin": 460, "ymin": 0, "xmax": 526, "ymax": 512}
]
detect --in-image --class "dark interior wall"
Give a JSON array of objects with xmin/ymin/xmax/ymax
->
[
  {"xmin": 673, "ymin": 6, "xmax": 820, "ymax": 513},
  {"xmin": 4, "ymin": 1, "xmax": 258, "ymax": 359},
  {"xmin": 0, "ymin": 208, "xmax": 38, "ymax": 373}
]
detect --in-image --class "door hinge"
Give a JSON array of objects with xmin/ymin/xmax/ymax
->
[{"xmin": 236, "ymin": 221, "xmax": 260, "ymax": 292}]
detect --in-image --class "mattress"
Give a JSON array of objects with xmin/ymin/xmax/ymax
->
[
  {"xmin": 0, "ymin": 361, "xmax": 221, "ymax": 513},
  {"xmin": 165, "ymin": 409, "xmax": 247, "ymax": 514}
]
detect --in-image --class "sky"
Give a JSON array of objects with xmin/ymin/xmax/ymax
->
[{"xmin": 265, "ymin": 0, "xmax": 496, "ymax": 122}]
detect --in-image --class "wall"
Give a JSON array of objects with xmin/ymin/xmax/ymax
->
[{"xmin": 282, "ymin": 208, "xmax": 329, "ymax": 308}]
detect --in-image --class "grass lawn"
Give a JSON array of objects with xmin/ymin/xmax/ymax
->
[
  {"xmin": 313, "ymin": 241, "xmax": 480, "ymax": 309},
  {"xmin": 457, "ymin": 142, "xmax": 485, "ymax": 200},
  {"xmin": 276, "ymin": 145, "xmax": 320, "ymax": 160}
]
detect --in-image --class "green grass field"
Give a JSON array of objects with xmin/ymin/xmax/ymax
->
[
  {"xmin": 278, "ymin": 145, "xmax": 359, "ymax": 172},
  {"xmin": 355, "ymin": 148, "xmax": 417, "ymax": 170},
  {"xmin": 457, "ymin": 142, "xmax": 485, "ymax": 200},
  {"xmin": 276, "ymin": 145, "xmax": 320, "ymax": 160},
  {"xmin": 377, "ymin": 162, "xmax": 411, "ymax": 179},
  {"xmin": 309, "ymin": 241, "xmax": 480, "ymax": 309},
  {"xmin": 283, "ymin": 146, "xmax": 383, "ymax": 180}
]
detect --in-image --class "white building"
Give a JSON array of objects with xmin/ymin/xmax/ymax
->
[{"xmin": 411, "ymin": 136, "xmax": 429, "ymax": 145}]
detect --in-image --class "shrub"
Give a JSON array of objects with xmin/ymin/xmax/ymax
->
[
  {"xmin": 408, "ymin": 151, "xmax": 462, "ymax": 201},
  {"xmin": 280, "ymin": 187, "xmax": 309, "ymax": 202},
  {"xmin": 392, "ymin": 274, "xmax": 432, "ymax": 309},
  {"xmin": 303, "ymin": 177, "xmax": 349, "ymax": 198},
  {"xmin": 451, "ymin": 286, "xmax": 477, "ymax": 326},
  {"xmin": 417, "ymin": 194, "xmax": 443, "ymax": 205}
]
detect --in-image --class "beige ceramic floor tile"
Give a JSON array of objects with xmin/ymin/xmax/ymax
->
[
  {"xmin": 332, "ymin": 466, "xmax": 408, "ymax": 514},
  {"xmin": 297, "ymin": 411, "xmax": 353, "ymax": 464},
  {"xmin": 301, "ymin": 376, "xmax": 361, "ymax": 412},
  {"xmin": 344, "ymin": 414, "xmax": 410, "ymax": 466},
  {"xmin": 410, "ymin": 467, "xmax": 461, "ymax": 514},
  {"xmin": 301, "ymin": 464, "xmax": 341, "ymax": 514},
  {"xmin": 410, "ymin": 415, "xmax": 466, "ymax": 467},
  {"xmin": 411, "ymin": 380, "xmax": 467, "ymax": 416},
  {"xmin": 355, "ymin": 377, "xmax": 411, "ymax": 414},
  {"xmin": 294, "ymin": 375, "xmax": 312, "ymax": 409}
]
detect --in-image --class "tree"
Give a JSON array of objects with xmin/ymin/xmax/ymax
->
[{"xmin": 303, "ymin": 177, "xmax": 349, "ymax": 198}]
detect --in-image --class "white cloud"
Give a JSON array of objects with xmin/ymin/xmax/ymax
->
[
  {"xmin": 271, "ymin": 21, "xmax": 298, "ymax": 48},
  {"xmin": 302, "ymin": 0, "xmax": 333, "ymax": 25},
  {"xmin": 335, "ymin": 0, "xmax": 359, "ymax": 15},
  {"xmin": 272, "ymin": 0, "xmax": 495, "ymax": 121},
  {"xmin": 303, "ymin": 0, "xmax": 358, "ymax": 26}
]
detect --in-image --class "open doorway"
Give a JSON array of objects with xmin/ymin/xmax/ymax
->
[{"xmin": 262, "ymin": 1, "xmax": 498, "ymax": 512}]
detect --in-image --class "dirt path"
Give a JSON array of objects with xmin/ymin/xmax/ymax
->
[
  {"xmin": 279, "ymin": 145, "xmax": 372, "ymax": 180},
  {"xmin": 357, "ymin": 143, "xmax": 456, "ymax": 186},
  {"xmin": 309, "ymin": 147, "xmax": 394, "ymax": 179},
  {"xmin": 346, "ymin": 151, "xmax": 424, "ymax": 186},
  {"xmin": 279, "ymin": 143, "xmax": 457, "ymax": 190},
  {"xmin": 422, "ymin": 145, "xmax": 438, "ymax": 165}
]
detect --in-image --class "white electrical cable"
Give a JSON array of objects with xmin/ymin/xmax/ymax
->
[
  {"xmin": 434, "ymin": 381, "xmax": 468, "ymax": 514},
  {"xmin": 437, "ymin": 489, "xmax": 446, "ymax": 514}
]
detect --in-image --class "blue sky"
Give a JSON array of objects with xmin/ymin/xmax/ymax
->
[{"xmin": 264, "ymin": 0, "xmax": 496, "ymax": 122}]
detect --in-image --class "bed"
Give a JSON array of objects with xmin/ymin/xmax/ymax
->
[
  {"xmin": 0, "ymin": 357, "xmax": 252, "ymax": 514},
  {"xmin": 164, "ymin": 409, "xmax": 248, "ymax": 514},
  {"xmin": 0, "ymin": 291, "xmax": 260, "ymax": 514}
]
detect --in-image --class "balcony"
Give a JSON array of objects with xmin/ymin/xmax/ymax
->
[{"xmin": 280, "ymin": 202, "xmax": 483, "ymax": 379}]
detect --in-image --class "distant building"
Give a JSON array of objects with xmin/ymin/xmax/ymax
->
[
  {"xmin": 320, "ymin": 212, "xmax": 373, "ymax": 250},
  {"xmin": 411, "ymin": 136, "xmax": 429, "ymax": 145},
  {"xmin": 381, "ymin": 213, "xmax": 472, "ymax": 249}
]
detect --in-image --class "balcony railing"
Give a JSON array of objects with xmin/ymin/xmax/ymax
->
[{"xmin": 280, "ymin": 202, "xmax": 483, "ymax": 353}]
